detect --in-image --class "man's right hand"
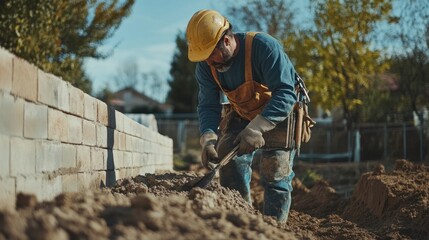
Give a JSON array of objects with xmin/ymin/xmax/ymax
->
[{"xmin": 200, "ymin": 132, "xmax": 219, "ymax": 169}]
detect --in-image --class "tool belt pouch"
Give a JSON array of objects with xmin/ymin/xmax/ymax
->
[
  {"xmin": 301, "ymin": 104, "xmax": 315, "ymax": 143},
  {"xmin": 262, "ymin": 109, "xmax": 296, "ymax": 149},
  {"xmin": 295, "ymin": 102, "xmax": 316, "ymax": 145},
  {"xmin": 262, "ymin": 101, "xmax": 315, "ymax": 150}
]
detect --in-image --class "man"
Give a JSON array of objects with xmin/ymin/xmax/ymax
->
[{"xmin": 186, "ymin": 9, "xmax": 299, "ymax": 223}]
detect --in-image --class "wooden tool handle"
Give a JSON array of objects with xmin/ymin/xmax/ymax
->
[{"xmin": 218, "ymin": 145, "xmax": 239, "ymax": 167}]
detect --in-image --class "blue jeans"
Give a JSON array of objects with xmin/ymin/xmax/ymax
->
[
  {"xmin": 216, "ymin": 107, "xmax": 296, "ymax": 222},
  {"xmin": 219, "ymin": 148, "xmax": 295, "ymax": 222}
]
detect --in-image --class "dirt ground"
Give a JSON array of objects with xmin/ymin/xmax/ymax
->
[{"xmin": 1, "ymin": 159, "xmax": 428, "ymax": 240}]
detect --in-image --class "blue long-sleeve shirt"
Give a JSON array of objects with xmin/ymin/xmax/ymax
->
[{"xmin": 195, "ymin": 32, "xmax": 297, "ymax": 135}]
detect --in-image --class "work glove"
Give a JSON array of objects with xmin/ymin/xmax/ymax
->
[
  {"xmin": 234, "ymin": 114, "xmax": 276, "ymax": 156},
  {"xmin": 200, "ymin": 132, "xmax": 219, "ymax": 169}
]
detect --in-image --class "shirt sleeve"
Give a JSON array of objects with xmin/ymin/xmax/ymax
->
[
  {"xmin": 252, "ymin": 33, "xmax": 297, "ymax": 123},
  {"xmin": 195, "ymin": 63, "xmax": 222, "ymax": 135}
]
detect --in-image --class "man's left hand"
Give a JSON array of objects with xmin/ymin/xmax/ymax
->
[{"xmin": 234, "ymin": 115, "xmax": 276, "ymax": 156}]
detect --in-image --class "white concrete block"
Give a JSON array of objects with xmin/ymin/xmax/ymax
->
[
  {"xmin": 68, "ymin": 83, "xmax": 84, "ymax": 117},
  {"xmin": 62, "ymin": 174, "xmax": 78, "ymax": 192},
  {"xmin": 142, "ymin": 139, "xmax": 151, "ymax": 153},
  {"xmin": 24, "ymin": 101, "xmax": 48, "ymax": 139},
  {"xmin": 115, "ymin": 111, "xmax": 124, "ymax": 132},
  {"xmin": 0, "ymin": 48, "xmax": 13, "ymax": 92},
  {"xmin": 0, "ymin": 92, "xmax": 24, "ymax": 137},
  {"xmin": 12, "ymin": 57, "xmax": 38, "ymax": 102},
  {"xmin": 123, "ymin": 117, "xmax": 133, "ymax": 135},
  {"xmin": 135, "ymin": 138, "xmax": 145, "ymax": 153},
  {"xmin": 96, "ymin": 124, "xmax": 107, "ymax": 148},
  {"xmin": 35, "ymin": 140, "xmax": 61, "ymax": 173},
  {"xmin": 91, "ymin": 147, "xmax": 105, "ymax": 171},
  {"xmin": 84, "ymin": 94, "xmax": 97, "ymax": 121},
  {"xmin": 47, "ymin": 108, "xmax": 68, "ymax": 142},
  {"xmin": 76, "ymin": 145, "xmax": 90, "ymax": 172},
  {"xmin": 112, "ymin": 150, "xmax": 123, "ymax": 170},
  {"xmin": 125, "ymin": 134, "xmax": 132, "ymax": 152},
  {"xmin": 123, "ymin": 151, "xmax": 132, "ymax": 168},
  {"xmin": 77, "ymin": 172, "xmax": 91, "ymax": 190},
  {"xmin": 0, "ymin": 177, "xmax": 16, "ymax": 209},
  {"xmin": 58, "ymin": 80, "xmax": 70, "ymax": 113},
  {"xmin": 132, "ymin": 152, "xmax": 144, "ymax": 167},
  {"xmin": 0, "ymin": 134, "xmax": 10, "ymax": 177},
  {"xmin": 82, "ymin": 119, "xmax": 96, "ymax": 146},
  {"xmin": 119, "ymin": 132, "xmax": 126, "ymax": 150},
  {"xmin": 10, "ymin": 137, "xmax": 36, "ymax": 176},
  {"xmin": 91, "ymin": 171, "xmax": 107, "ymax": 189},
  {"xmin": 67, "ymin": 114, "xmax": 82, "ymax": 144},
  {"xmin": 37, "ymin": 71, "xmax": 69, "ymax": 112},
  {"xmin": 148, "ymin": 154, "xmax": 156, "ymax": 166},
  {"xmin": 140, "ymin": 165, "xmax": 155, "ymax": 175},
  {"xmin": 16, "ymin": 175, "xmax": 44, "ymax": 201},
  {"xmin": 131, "ymin": 168, "xmax": 141, "ymax": 177},
  {"xmin": 113, "ymin": 130, "xmax": 120, "ymax": 150},
  {"xmin": 62, "ymin": 144, "xmax": 76, "ymax": 169},
  {"xmin": 97, "ymin": 100, "xmax": 108, "ymax": 126},
  {"xmin": 42, "ymin": 175, "xmax": 62, "ymax": 200}
]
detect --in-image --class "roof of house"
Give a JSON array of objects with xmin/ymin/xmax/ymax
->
[{"xmin": 109, "ymin": 87, "xmax": 172, "ymax": 112}]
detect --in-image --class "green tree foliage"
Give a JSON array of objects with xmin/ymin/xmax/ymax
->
[
  {"xmin": 292, "ymin": 0, "xmax": 396, "ymax": 129},
  {"xmin": 0, "ymin": 0, "xmax": 135, "ymax": 93},
  {"xmin": 166, "ymin": 32, "xmax": 197, "ymax": 113}
]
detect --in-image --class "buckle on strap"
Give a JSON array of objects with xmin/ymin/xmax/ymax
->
[{"xmin": 295, "ymin": 74, "xmax": 310, "ymax": 103}]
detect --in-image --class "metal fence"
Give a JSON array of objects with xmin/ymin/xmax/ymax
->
[
  {"xmin": 300, "ymin": 122, "xmax": 428, "ymax": 163},
  {"xmin": 157, "ymin": 116, "xmax": 428, "ymax": 163}
]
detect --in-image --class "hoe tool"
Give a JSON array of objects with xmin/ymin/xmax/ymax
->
[{"xmin": 192, "ymin": 145, "xmax": 239, "ymax": 189}]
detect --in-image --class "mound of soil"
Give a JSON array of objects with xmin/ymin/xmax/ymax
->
[
  {"xmin": 0, "ymin": 160, "xmax": 427, "ymax": 240},
  {"xmin": 342, "ymin": 160, "xmax": 429, "ymax": 239}
]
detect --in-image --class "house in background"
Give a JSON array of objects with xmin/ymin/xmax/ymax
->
[{"xmin": 107, "ymin": 87, "xmax": 173, "ymax": 115}]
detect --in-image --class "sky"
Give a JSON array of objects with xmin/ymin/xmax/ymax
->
[
  {"xmin": 84, "ymin": 0, "xmax": 310, "ymax": 100},
  {"xmin": 85, "ymin": 0, "xmax": 225, "ymax": 97}
]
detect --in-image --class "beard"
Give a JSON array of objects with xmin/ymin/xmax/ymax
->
[{"xmin": 212, "ymin": 48, "xmax": 234, "ymax": 72}]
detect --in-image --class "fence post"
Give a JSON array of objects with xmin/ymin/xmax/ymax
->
[
  {"xmin": 419, "ymin": 124, "xmax": 424, "ymax": 162},
  {"xmin": 354, "ymin": 130, "xmax": 360, "ymax": 163},
  {"xmin": 327, "ymin": 127, "xmax": 331, "ymax": 154},
  {"xmin": 383, "ymin": 123, "xmax": 388, "ymax": 161},
  {"xmin": 403, "ymin": 123, "xmax": 407, "ymax": 159},
  {"xmin": 347, "ymin": 130, "xmax": 352, "ymax": 162},
  {"xmin": 177, "ymin": 120, "xmax": 187, "ymax": 154}
]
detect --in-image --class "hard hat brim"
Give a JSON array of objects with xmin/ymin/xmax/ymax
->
[{"xmin": 188, "ymin": 44, "xmax": 216, "ymax": 62}]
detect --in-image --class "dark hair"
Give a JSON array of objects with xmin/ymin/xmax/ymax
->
[
  {"xmin": 225, "ymin": 24, "xmax": 233, "ymax": 36},
  {"xmin": 216, "ymin": 25, "xmax": 233, "ymax": 50}
]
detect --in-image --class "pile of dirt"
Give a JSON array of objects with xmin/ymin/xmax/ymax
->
[
  {"xmin": 290, "ymin": 159, "xmax": 429, "ymax": 239},
  {"xmin": 342, "ymin": 160, "xmax": 429, "ymax": 239},
  {"xmin": 0, "ymin": 172, "xmax": 296, "ymax": 240},
  {"xmin": 0, "ymin": 160, "xmax": 427, "ymax": 240}
]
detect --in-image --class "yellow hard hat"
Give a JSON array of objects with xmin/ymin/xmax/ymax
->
[{"xmin": 186, "ymin": 10, "xmax": 230, "ymax": 62}]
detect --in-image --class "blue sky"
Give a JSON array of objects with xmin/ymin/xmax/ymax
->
[
  {"xmin": 85, "ymin": 0, "xmax": 225, "ymax": 96},
  {"xmin": 84, "ymin": 0, "xmax": 310, "ymax": 99}
]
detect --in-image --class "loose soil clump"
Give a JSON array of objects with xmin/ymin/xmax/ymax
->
[{"xmin": 0, "ymin": 160, "xmax": 427, "ymax": 240}]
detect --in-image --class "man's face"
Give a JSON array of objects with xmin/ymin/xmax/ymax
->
[{"xmin": 205, "ymin": 36, "xmax": 234, "ymax": 72}]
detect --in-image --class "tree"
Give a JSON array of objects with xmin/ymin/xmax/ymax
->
[
  {"xmin": 0, "ymin": 0, "xmax": 135, "ymax": 93},
  {"xmin": 225, "ymin": 0, "xmax": 296, "ymax": 41},
  {"xmin": 387, "ymin": 0, "xmax": 429, "ymax": 127},
  {"xmin": 166, "ymin": 32, "xmax": 198, "ymax": 113},
  {"xmin": 114, "ymin": 58, "xmax": 140, "ymax": 90},
  {"xmin": 292, "ymin": 0, "xmax": 396, "ymax": 129},
  {"xmin": 142, "ymin": 71, "xmax": 168, "ymax": 103}
]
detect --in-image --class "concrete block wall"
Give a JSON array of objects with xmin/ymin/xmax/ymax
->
[{"xmin": 0, "ymin": 47, "xmax": 173, "ymax": 209}]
